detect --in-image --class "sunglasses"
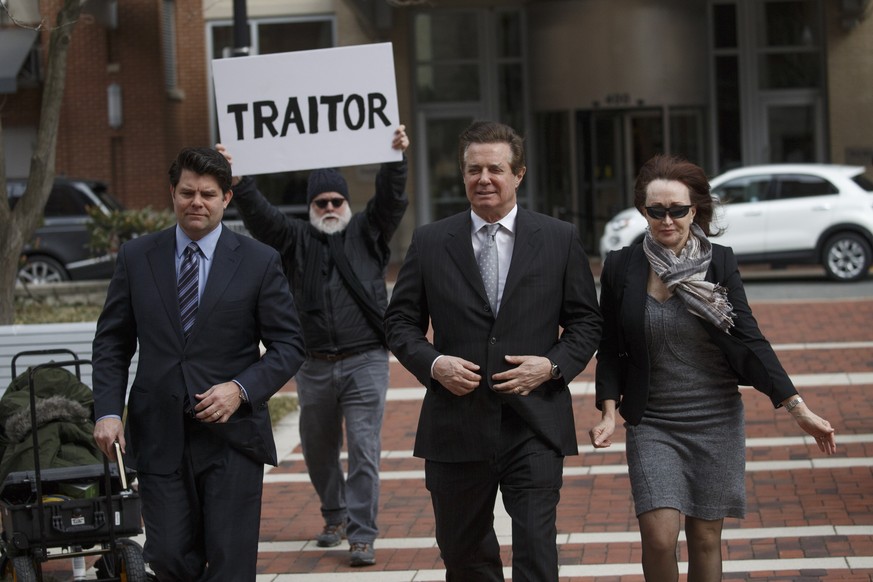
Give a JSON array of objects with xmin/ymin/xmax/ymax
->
[
  {"xmin": 313, "ymin": 197, "xmax": 346, "ymax": 209},
  {"xmin": 645, "ymin": 205, "xmax": 692, "ymax": 220}
]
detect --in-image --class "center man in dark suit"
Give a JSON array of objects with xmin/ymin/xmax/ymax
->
[
  {"xmin": 384, "ymin": 121, "xmax": 602, "ymax": 581},
  {"xmin": 92, "ymin": 147, "xmax": 305, "ymax": 581}
]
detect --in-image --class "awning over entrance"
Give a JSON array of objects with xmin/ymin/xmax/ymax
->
[{"xmin": 0, "ymin": 28, "xmax": 38, "ymax": 94}]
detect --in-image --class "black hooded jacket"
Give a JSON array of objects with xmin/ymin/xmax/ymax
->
[{"xmin": 232, "ymin": 158, "xmax": 408, "ymax": 353}]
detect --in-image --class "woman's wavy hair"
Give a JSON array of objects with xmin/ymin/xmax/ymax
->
[{"xmin": 633, "ymin": 154, "xmax": 721, "ymax": 237}]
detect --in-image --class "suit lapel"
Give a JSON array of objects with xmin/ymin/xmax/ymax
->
[
  {"xmin": 625, "ymin": 245, "xmax": 650, "ymax": 352},
  {"xmin": 444, "ymin": 213, "xmax": 491, "ymax": 306},
  {"xmin": 147, "ymin": 229, "xmax": 185, "ymax": 340},
  {"xmin": 500, "ymin": 208, "xmax": 540, "ymax": 309},
  {"xmin": 189, "ymin": 228, "xmax": 242, "ymax": 342}
]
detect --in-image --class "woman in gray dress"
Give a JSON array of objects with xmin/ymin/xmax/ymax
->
[{"xmin": 589, "ymin": 154, "xmax": 837, "ymax": 581}]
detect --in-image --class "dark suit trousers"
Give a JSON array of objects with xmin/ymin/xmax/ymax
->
[
  {"xmin": 138, "ymin": 417, "xmax": 264, "ymax": 582},
  {"xmin": 425, "ymin": 406, "xmax": 564, "ymax": 582}
]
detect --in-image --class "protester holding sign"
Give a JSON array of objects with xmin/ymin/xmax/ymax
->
[{"xmin": 216, "ymin": 125, "xmax": 409, "ymax": 567}]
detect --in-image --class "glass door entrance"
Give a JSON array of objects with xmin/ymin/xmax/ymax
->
[
  {"xmin": 575, "ymin": 108, "xmax": 667, "ymax": 251},
  {"xmin": 757, "ymin": 98, "xmax": 823, "ymax": 163},
  {"xmin": 415, "ymin": 113, "xmax": 479, "ymax": 225}
]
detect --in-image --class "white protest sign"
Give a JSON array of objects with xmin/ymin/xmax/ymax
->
[{"xmin": 212, "ymin": 42, "xmax": 401, "ymax": 175}]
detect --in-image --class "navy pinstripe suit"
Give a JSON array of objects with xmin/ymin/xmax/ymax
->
[
  {"xmin": 93, "ymin": 226, "xmax": 305, "ymax": 580},
  {"xmin": 385, "ymin": 207, "xmax": 602, "ymax": 581}
]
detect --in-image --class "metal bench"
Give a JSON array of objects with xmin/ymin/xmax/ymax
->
[{"xmin": 0, "ymin": 322, "xmax": 138, "ymax": 394}]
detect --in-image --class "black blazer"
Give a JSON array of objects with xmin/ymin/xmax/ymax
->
[
  {"xmin": 385, "ymin": 208, "xmax": 602, "ymax": 461},
  {"xmin": 92, "ymin": 226, "xmax": 305, "ymax": 473},
  {"xmin": 595, "ymin": 243, "xmax": 797, "ymax": 425}
]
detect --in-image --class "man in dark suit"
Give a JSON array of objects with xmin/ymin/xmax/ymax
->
[
  {"xmin": 384, "ymin": 121, "xmax": 602, "ymax": 581},
  {"xmin": 92, "ymin": 147, "xmax": 305, "ymax": 581}
]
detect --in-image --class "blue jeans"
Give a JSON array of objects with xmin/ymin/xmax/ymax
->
[{"xmin": 296, "ymin": 348, "xmax": 388, "ymax": 544}]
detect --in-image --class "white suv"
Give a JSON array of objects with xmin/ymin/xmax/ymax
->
[{"xmin": 599, "ymin": 164, "xmax": 873, "ymax": 282}]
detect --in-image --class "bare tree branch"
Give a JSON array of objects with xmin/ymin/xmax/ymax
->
[{"xmin": 0, "ymin": 0, "xmax": 83, "ymax": 324}]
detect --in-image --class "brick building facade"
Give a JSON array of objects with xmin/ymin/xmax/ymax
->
[
  {"xmin": 2, "ymin": 0, "xmax": 210, "ymax": 210},
  {"xmin": 3, "ymin": 0, "xmax": 872, "ymax": 240}
]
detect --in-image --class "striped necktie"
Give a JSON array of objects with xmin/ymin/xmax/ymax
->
[{"xmin": 178, "ymin": 242, "xmax": 200, "ymax": 340}]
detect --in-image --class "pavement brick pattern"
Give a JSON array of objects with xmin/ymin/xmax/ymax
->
[
  {"xmin": 35, "ymin": 297, "xmax": 873, "ymax": 581},
  {"xmin": 252, "ymin": 298, "xmax": 873, "ymax": 581}
]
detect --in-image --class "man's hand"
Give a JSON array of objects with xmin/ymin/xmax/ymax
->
[
  {"xmin": 491, "ymin": 355, "xmax": 552, "ymax": 396},
  {"xmin": 215, "ymin": 143, "xmax": 241, "ymax": 186},
  {"xmin": 93, "ymin": 418, "xmax": 125, "ymax": 461},
  {"xmin": 432, "ymin": 355, "xmax": 481, "ymax": 396},
  {"xmin": 194, "ymin": 381, "xmax": 243, "ymax": 423},
  {"xmin": 392, "ymin": 125, "xmax": 410, "ymax": 152}
]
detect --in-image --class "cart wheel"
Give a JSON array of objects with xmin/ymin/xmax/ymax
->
[
  {"xmin": 95, "ymin": 541, "xmax": 149, "ymax": 582},
  {"xmin": 117, "ymin": 543, "xmax": 148, "ymax": 582},
  {"xmin": 0, "ymin": 556, "xmax": 37, "ymax": 582}
]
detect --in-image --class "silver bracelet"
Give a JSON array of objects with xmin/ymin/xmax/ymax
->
[{"xmin": 785, "ymin": 396, "xmax": 803, "ymax": 412}]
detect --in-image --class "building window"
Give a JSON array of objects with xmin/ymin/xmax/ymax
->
[
  {"xmin": 414, "ymin": 11, "xmax": 481, "ymax": 103},
  {"xmin": 709, "ymin": 0, "xmax": 825, "ymax": 168},
  {"xmin": 209, "ymin": 17, "xmax": 334, "ymax": 59},
  {"xmin": 756, "ymin": 0, "xmax": 821, "ymax": 89},
  {"xmin": 412, "ymin": 7, "xmax": 528, "ymax": 224}
]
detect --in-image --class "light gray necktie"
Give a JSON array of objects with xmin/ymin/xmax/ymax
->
[{"xmin": 477, "ymin": 223, "xmax": 499, "ymax": 313}]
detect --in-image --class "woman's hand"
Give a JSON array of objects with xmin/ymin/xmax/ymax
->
[
  {"xmin": 787, "ymin": 399, "xmax": 836, "ymax": 455},
  {"xmin": 589, "ymin": 400, "xmax": 617, "ymax": 448}
]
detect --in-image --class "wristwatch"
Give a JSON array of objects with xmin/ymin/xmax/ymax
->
[{"xmin": 549, "ymin": 361, "xmax": 561, "ymax": 380}]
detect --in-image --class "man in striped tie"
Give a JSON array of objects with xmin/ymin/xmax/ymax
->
[{"xmin": 92, "ymin": 147, "xmax": 305, "ymax": 581}]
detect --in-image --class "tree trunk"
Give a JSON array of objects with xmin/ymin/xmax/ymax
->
[{"xmin": 0, "ymin": 0, "xmax": 82, "ymax": 325}]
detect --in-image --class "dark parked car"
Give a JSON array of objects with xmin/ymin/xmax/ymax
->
[{"xmin": 6, "ymin": 178, "xmax": 124, "ymax": 284}]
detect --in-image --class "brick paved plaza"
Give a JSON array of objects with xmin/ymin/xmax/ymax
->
[
  {"xmin": 32, "ymin": 285, "xmax": 873, "ymax": 581},
  {"xmin": 247, "ymin": 297, "xmax": 873, "ymax": 580}
]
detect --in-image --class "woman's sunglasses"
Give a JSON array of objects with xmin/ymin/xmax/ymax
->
[
  {"xmin": 313, "ymin": 197, "xmax": 346, "ymax": 209},
  {"xmin": 645, "ymin": 205, "xmax": 692, "ymax": 220}
]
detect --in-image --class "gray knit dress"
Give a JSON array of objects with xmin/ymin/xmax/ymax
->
[{"xmin": 625, "ymin": 294, "xmax": 746, "ymax": 520}]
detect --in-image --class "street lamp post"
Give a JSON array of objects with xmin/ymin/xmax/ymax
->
[{"xmin": 232, "ymin": 0, "xmax": 250, "ymax": 57}]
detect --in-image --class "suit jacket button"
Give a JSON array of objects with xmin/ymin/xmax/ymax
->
[
  {"xmin": 484, "ymin": 304, "xmax": 491, "ymax": 312},
  {"xmin": 489, "ymin": 337, "xmax": 497, "ymax": 344}
]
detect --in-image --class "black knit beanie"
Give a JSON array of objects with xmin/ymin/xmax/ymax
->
[{"xmin": 307, "ymin": 169, "xmax": 349, "ymax": 204}]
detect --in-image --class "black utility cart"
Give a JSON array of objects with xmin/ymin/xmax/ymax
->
[{"xmin": 0, "ymin": 349, "xmax": 148, "ymax": 581}]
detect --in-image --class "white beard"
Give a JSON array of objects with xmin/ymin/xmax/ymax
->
[{"xmin": 310, "ymin": 205, "xmax": 352, "ymax": 235}]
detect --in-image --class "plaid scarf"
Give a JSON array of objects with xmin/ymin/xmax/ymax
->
[{"xmin": 643, "ymin": 223, "xmax": 734, "ymax": 332}]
